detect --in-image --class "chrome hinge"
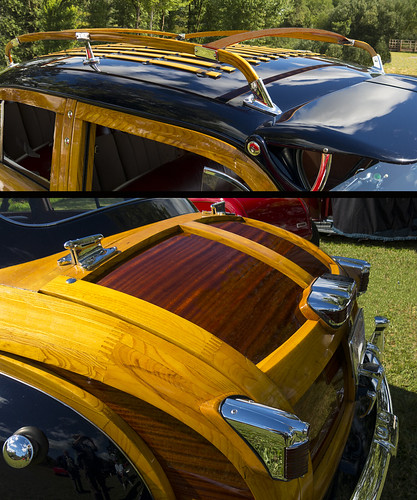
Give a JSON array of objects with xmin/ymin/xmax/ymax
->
[{"xmin": 57, "ymin": 234, "xmax": 118, "ymax": 270}]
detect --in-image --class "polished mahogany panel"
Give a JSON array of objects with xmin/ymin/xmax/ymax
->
[
  {"xmin": 211, "ymin": 221, "xmax": 329, "ymax": 277},
  {"xmin": 98, "ymin": 231, "xmax": 305, "ymax": 364},
  {"xmin": 293, "ymin": 346, "xmax": 346, "ymax": 466},
  {"xmin": 48, "ymin": 368, "xmax": 253, "ymax": 500}
]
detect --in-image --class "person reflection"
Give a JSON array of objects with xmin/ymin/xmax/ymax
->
[
  {"xmin": 72, "ymin": 434, "xmax": 110, "ymax": 500},
  {"xmin": 63, "ymin": 450, "xmax": 85, "ymax": 493}
]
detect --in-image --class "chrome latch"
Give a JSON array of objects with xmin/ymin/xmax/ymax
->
[{"xmin": 57, "ymin": 234, "xmax": 117, "ymax": 270}]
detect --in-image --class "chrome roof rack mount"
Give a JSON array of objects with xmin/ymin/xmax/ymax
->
[{"xmin": 5, "ymin": 27, "xmax": 384, "ymax": 117}]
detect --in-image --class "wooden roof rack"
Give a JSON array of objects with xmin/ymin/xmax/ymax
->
[{"xmin": 4, "ymin": 27, "xmax": 383, "ymax": 116}]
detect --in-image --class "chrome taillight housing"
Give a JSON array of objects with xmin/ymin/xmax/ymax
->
[
  {"xmin": 220, "ymin": 397, "xmax": 309, "ymax": 481},
  {"xmin": 307, "ymin": 273, "xmax": 357, "ymax": 328},
  {"xmin": 332, "ymin": 256, "xmax": 371, "ymax": 295}
]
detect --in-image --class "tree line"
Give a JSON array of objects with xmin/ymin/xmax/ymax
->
[{"xmin": 1, "ymin": 0, "xmax": 416, "ymax": 66}]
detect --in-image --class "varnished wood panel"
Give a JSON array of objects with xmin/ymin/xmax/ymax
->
[
  {"xmin": 45, "ymin": 369, "xmax": 254, "ymax": 500},
  {"xmin": 98, "ymin": 231, "xmax": 305, "ymax": 364},
  {"xmin": 210, "ymin": 221, "xmax": 330, "ymax": 277},
  {"xmin": 0, "ymin": 88, "xmax": 67, "ymax": 114},
  {"xmin": 0, "ymin": 161, "xmax": 47, "ymax": 190}
]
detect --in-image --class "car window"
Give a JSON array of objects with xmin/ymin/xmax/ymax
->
[
  {"xmin": 2, "ymin": 100, "xmax": 55, "ymax": 183},
  {"xmin": 0, "ymin": 197, "xmax": 127, "ymax": 224},
  {"xmin": 91, "ymin": 125, "xmax": 249, "ymax": 191}
]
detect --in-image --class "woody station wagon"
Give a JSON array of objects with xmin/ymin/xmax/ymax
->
[
  {"xmin": 1, "ymin": 27, "xmax": 416, "ymax": 192},
  {"xmin": 0, "ymin": 198, "xmax": 398, "ymax": 499}
]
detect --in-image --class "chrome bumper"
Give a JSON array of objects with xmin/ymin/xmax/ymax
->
[{"xmin": 351, "ymin": 319, "xmax": 399, "ymax": 500}]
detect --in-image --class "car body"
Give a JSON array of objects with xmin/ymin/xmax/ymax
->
[
  {"xmin": 0, "ymin": 197, "xmax": 197, "ymax": 267},
  {"xmin": 0, "ymin": 27, "xmax": 416, "ymax": 192},
  {"xmin": 0, "ymin": 198, "xmax": 398, "ymax": 499},
  {"xmin": 191, "ymin": 197, "xmax": 318, "ymax": 244}
]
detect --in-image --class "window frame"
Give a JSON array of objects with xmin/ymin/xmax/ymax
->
[
  {"xmin": 0, "ymin": 88, "xmax": 278, "ymax": 191},
  {"xmin": 73, "ymin": 101, "xmax": 278, "ymax": 191}
]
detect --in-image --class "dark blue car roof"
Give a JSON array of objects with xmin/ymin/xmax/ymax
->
[{"xmin": 1, "ymin": 43, "xmax": 416, "ymax": 164}]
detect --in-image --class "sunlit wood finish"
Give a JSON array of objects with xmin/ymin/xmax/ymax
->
[
  {"xmin": 0, "ymin": 354, "xmax": 174, "ymax": 500},
  {"xmin": 202, "ymin": 27, "xmax": 379, "ymax": 60},
  {"xmin": 0, "ymin": 280, "xmax": 312, "ymax": 498},
  {"xmin": 0, "ymin": 212, "xmax": 354, "ymax": 498},
  {"xmin": 179, "ymin": 220, "xmax": 312, "ymax": 287},
  {"xmin": 5, "ymin": 29, "xmax": 259, "ymax": 85},
  {"xmin": 0, "ymin": 161, "xmax": 47, "ymax": 190},
  {"xmin": 0, "ymin": 88, "xmax": 67, "ymax": 113}
]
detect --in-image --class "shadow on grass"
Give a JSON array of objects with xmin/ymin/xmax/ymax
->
[
  {"xmin": 380, "ymin": 385, "xmax": 417, "ymax": 499},
  {"xmin": 321, "ymin": 233, "xmax": 417, "ymax": 251}
]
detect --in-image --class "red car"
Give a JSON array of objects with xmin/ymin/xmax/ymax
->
[{"xmin": 191, "ymin": 198, "xmax": 319, "ymax": 245}]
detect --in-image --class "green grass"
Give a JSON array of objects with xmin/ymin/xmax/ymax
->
[
  {"xmin": 320, "ymin": 234, "xmax": 417, "ymax": 499},
  {"xmin": 385, "ymin": 51, "xmax": 417, "ymax": 76}
]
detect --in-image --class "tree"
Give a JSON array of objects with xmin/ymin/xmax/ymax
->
[
  {"xmin": 87, "ymin": 0, "xmax": 113, "ymax": 27},
  {"xmin": 326, "ymin": 0, "xmax": 396, "ymax": 64},
  {"xmin": 0, "ymin": 0, "xmax": 44, "ymax": 64}
]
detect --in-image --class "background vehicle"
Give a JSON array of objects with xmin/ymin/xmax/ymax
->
[
  {"xmin": 0, "ymin": 199, "xmax": 398, "ymax": 499},
  {"xmin": 191, "ymin": 197, "xmax": 319, "ymax": 244}
]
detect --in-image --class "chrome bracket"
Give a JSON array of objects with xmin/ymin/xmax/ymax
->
[
  {"xmin": 244, "ymin": 78, "xmax": 282, "ymax": 116},
  {"xmin": 371, "ymin": 54, "xmax": 385, "ymax": 74},
  {"xmin": 332, "ymin": 256, "xmax": 371, "ymax": 295},
  {"xmin": 220, "ymin": 397, "xmax": 309, "ymax": 481},
  {"xmin": 57, "ymin": 234, "xmax": 117, "ymax": 270},
  {"xmin": 210, "ymin": 200, "xmax": 231, "ymax": 215},
  {"xmin": 76, "ymin": 32, "xmax": 100, "ymax": 71}
]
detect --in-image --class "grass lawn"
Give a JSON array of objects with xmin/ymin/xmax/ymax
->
[
  {"xmin": 385, "ymin": 51, "xmax": 417, "ymax": 76},
  {"xmin": 320, "ymin": 234, "xmax": 417, "ymax": 499}
]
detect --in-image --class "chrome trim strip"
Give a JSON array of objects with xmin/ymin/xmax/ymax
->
[
  {"xmin": 202, "ymin": 166, "xmax": 250, "ymax": 191},
  {"xmin": 349, "ymin": 308, "xmax": 366, "ymax": 385},
  {"xmin": 357, "ymin": 316, "xmax": 390, "ymax": 417},
  {"xmin": 220, "ymin": 397, "xmax": 309, "ymax": 480},
  {"xmin": 351, "ymin": 376, "xmax": 398, "ymax": 500}
]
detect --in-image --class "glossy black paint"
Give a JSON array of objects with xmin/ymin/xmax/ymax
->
[
  {"xmin": 0, "ymin": 372, "xmax": 152, "ymax": 499},
  {"xmin": 261, "ymin": 74, "xmax": 417, "ymax": 164},
  {"xmin": 1, "ymin": 48, "xmax": 417, "ymax": 189},
  {"xmin": 0, "ymin": 197, "xmax": 197, "ymax": 267}
]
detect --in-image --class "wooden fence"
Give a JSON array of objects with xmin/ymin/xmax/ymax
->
[{"xmin": 389, "ymin": 39, "xmax": 417, "ymax": 52}]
